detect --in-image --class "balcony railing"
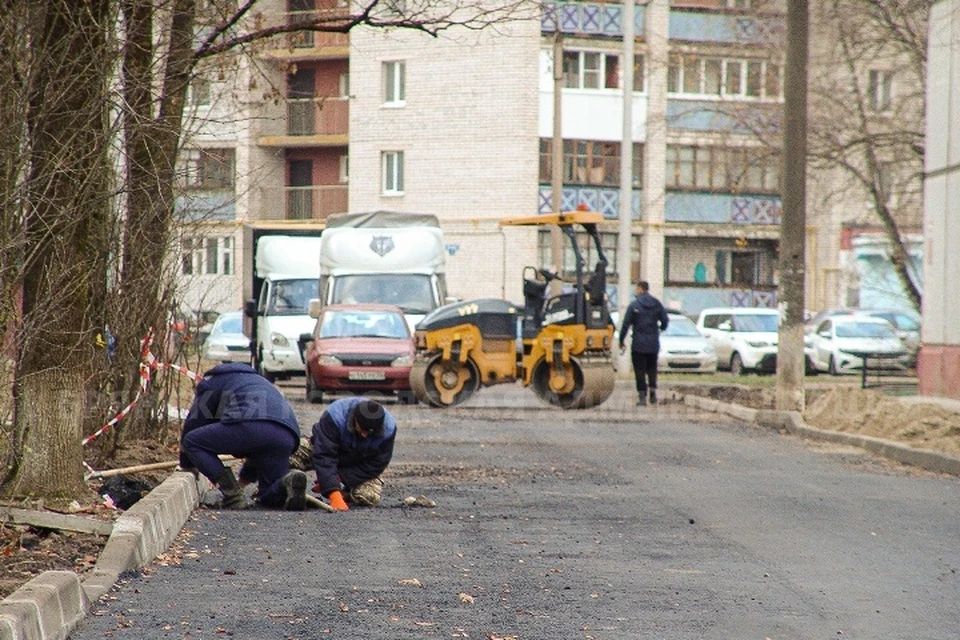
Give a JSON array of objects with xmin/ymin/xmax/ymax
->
[
  {"xmin": 260, "ymin": 185, "xmax": 348, "ymax": 221},
  {"xmin": 286, "ymin": 97, "xmax": 349, "ymax": 136},
  {"xmin": 286, "ymin": 9, "xmax": 350, "ymax": 49}
]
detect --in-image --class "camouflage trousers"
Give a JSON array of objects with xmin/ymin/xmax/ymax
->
[{"xmin": 349, "ymin": 477, "xmax": 384, "ymax": 506}]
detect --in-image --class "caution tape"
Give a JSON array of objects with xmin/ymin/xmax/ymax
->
[{"xmin": 82, "ymin": 329, "xmax": 204, "ymax": 447}]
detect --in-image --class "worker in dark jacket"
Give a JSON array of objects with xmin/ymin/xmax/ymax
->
[
  {"xmin": 180, "ymin": 363, "xmax": 307, "ymax": 510},
  {"xmin": 310, "ymin": 397, "xmax": 397, "ymax": 511},
  {"xmin": 619, "ymin": 280, "xmax": 670, "ymax": 406}
]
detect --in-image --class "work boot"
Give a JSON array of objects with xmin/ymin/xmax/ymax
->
[
  {"xmin": 215, "ymin": 470, "xmax": 247, "ymax": 510},
  {"xmin": 282, "ymin": 470, "xmax": 307, "ymax": 511},
  {"xmin": 649, "ymin": 390, "xmax": 657, "ymax": 405},
  {"xmin": 636, "ymin": 395, "xmax": 647, "ymax": 406}
]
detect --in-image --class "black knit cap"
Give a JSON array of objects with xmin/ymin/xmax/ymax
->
[{"xmin": 354, "ymin": 399, "xmax": 385, "ymax": 436}]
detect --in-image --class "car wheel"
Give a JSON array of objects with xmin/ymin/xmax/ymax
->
[
  {"xmin": 256, "ymin": 345, "xmax": 276, "ymax": 383},
  {"xmin": 305, "ymin": 371, "xmax": 323, "ymax": 404},
  {"xmin": 828, "ymin": 354, "xmax": 839, "ymax": 376},
  {"xmin": 730, "ymin": 353, "xmax": 745, "ymax": 376},
  {"xmin": 805, "ymin": 356, "xmax": 818, "ymax": 376}
]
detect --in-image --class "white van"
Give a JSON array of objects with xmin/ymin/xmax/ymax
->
[{"xmin": 696, "ymin": 307, "xmax": 780, "ymax": 375}]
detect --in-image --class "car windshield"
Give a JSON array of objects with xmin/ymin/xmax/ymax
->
[
  {"xmin": 331, "ymin": 274, "xmax": 435, "ymax": 315},
  {"xmin": 319, "ymin": 310, "xmax": 410, "ymax": 339},
  {"xmin": 731, "ymin": 314, "xmax": 779, "ymax": 332},
  {"xmin": 267, "ymin": 279, "xmax": 317, "ymax": 315},
  {"xmin": 216, "ymin": 314, "xmax": 243, "ymax": 335},
  {"xmin": 663, "ymin": 316, "xmax": 701, "ymax": 337},
  {"xmin": 836, "ymin": 322, "xmax": 896, "ymax": 339}
]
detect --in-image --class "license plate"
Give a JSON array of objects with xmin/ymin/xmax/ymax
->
[{"xmin": 348, "ymin": 371, "xmax": 386, "ymax": 381}]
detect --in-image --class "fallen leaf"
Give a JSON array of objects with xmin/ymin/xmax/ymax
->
[
  {"xmin": 397, "ymin": 578, "xmax": 423, "ymax": 587},
  {"xmin": 458, "ymin": 592, "xmax": 475, "ymax": 604}
]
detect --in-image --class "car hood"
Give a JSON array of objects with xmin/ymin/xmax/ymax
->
[
  {"xmin": 315, "ymin": 337, "xmax": 413, "ymax": 355},
  {"xmin": 660, "ymin": 335, "xmax": 711, "ymax": 351}
]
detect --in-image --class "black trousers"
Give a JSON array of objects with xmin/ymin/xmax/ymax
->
[{"xmin": 630, "ymin": 351, "xmax": 659, "ymax": 396}]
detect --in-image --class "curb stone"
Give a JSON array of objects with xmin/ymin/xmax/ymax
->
[
  {"xmin": 0, "ymin": 471, "xmax": 202, "ymax": 640},
  {"xmin": 683, "ymin": 395, "xmax": 960, "ymax": 476}
]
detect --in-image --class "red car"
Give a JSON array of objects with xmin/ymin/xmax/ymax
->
[{"xmin": 301, "ymin": 303, "xmax": 416, "ymax": 404}]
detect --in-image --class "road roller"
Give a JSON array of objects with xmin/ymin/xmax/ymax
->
[{"xmin": 410, "ymin": 211, "xmax": 616, "ymax": 409}]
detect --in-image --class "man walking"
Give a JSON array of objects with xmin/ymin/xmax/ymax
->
[
  {"xmin": 619, "ymin": 280, "xmax": 669, "ymax": 406},
  {"xmin": 310, "ymin": 397, "xmax": 397, "ymax": 511},
  {"xmin": 180, "ymin": 363, "xmax": 307, "ymax": 510}
]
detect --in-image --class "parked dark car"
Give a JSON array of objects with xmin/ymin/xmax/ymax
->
[{"xmin": 300, "ymin": 304, "xmax": 416, "ymax": 404}]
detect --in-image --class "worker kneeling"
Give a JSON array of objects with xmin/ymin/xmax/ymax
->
[
  {"xmin": 179, "ymin": 363, "xmax": 307, "ymax": 511},
  {"xmin": 311, "ymin": 398, "xmax": 396, "ymax": 511}
]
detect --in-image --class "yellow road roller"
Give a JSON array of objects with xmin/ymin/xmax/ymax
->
[{"xmin": 410, "ymin": 211, "xmax": 616, "ymax": 409}]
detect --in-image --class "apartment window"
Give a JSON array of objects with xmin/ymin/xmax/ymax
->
[
  {"xmin": 669, "ymin": 54, "xmax": 782, "ymax": 100},
  {"xmin": 184, "ymin": 148, "xmax": 235, "ymax": 189},
  {"xmin": 868, "ymin": 69, "xmax": 892, "ymax": 112},
  {"xmin": 382, "ymin": 151, "xmax": 404, "ymax": 194},
  {"xmin": 383, "ymin": 61, "xmax": 405, "ymax": 104},
  {"xmin": 190, "ymin": 75, "xmax": 210, "ymax": 106},
  {"xmin": 181, "ymin": 236, "xmax": 234, "ymax": 275},
  {"xmin": 339, "ymin": 154, "xmax": 349, "ymax": 183},
  {"xmin": 665, "ymin": 145, "xmax": 780, "ymax": 194},
  {"xmin": 539, "ymin": 139, "xmax": 643, "ymax": 187},
  {"xmin": 339, "ymin": 73, "xmax": 350, "ymax": 97},
  {"xmin": 563, "ymin": 51, "xmax": 620, "ymax": 90},
  {"xmin": 632, "ymin": 54, "xmax": 646, "ymax": 92}
]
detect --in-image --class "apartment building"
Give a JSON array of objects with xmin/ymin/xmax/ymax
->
[{"xmin": 174, "ymin": 0, "xmax": 924, "ymax": 325}]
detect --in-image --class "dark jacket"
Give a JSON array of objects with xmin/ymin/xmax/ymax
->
[
  {"xmin": 180, "ymin": 363, "xmax": 301, "ymax": 467},
  {"xmin": 311, "ymin": 397, "xmax": 397, "ymax": 495},
  {"xmin": 619, "ymin": 292, "xmax": 669, "ymax": 354}
]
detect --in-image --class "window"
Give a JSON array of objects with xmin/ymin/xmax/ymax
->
[
  {"xmin": 539, "ymin": 139, "xmax": 644, "ymax": 187},
  {"xmin": 339, "ymin": 73, "xmax": 350, "ymax": 97},
  {"xmin": 537, "ymin": 231, "xmax": 634, "ymax": 280},
  {"xmin": 339, "ymin": 154, "xmax": 349, "ymax": 183},
  {"xmin": 383, "ymin": 61, "xmax": 405, "ymax": 104},
  {"xmin": 181, "ymin": 236, "xmax": 234, "ymax": 275},
  {"xmin": 868, "ymin": 69, "xmax": 892, "ymax": 112},
  {"xmin": 668, "ymin": 54, "xmax": 782, "ymax": 100},
  {"xmin": 190, "ymin": 75, "xmax": 210, "ymax": 106},
  {"xmin": 382, "ymin": 151, "xmax": 404, "ymax": 194},
  {"xmin": 632, "ymin": 54, "xmax": 646, "ymax": 92},
  {"xmin": 184, "ymin": 148, "xmax": 235, "ymax": 190},
  {"xmin": 665, "ymin": 145, "xmax": 780, "ymax": 194},
  {"xmin": 563, "ymin": 51, "xmax": 620, "ymax": 90}
]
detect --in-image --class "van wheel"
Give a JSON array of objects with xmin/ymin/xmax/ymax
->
[
  {"xmin": 730, "ymin": 353, "xmax": 745, "ymax": 376},
  {"xmin": 256, "ymin": 346, "xmax": 276, "ymax": 383}
]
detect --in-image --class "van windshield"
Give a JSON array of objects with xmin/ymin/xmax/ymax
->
[
  {"xmin": 267, "ymin": 279, "xmax": 318, "ymax": 315},
  {"xmin": 332, "ymin": 274, "xmax": 435, "ymax": 314},
  {"xmin": 731, "ymin": 314, "xmax": 779, "ymax": 332}
]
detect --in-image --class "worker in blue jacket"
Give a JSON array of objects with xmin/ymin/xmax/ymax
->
[
  {"xmin": 180, "ymin": 363, "xmax": 307, "ymax": 510},
  {"xmin": 310, "ymin": 397, "xmax": 397, "ymax": 511},
  {"xmin": 619, "ymin": 280, "xmax": 670, "ymax": 406}
]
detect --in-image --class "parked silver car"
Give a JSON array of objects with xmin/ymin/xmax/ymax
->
[
  {"xmin": 854, "ymin": 309, "xmax": 920, "ymax": 366},
  {"xmin": 201, "ymin": 311, "xmax": 251, "ymax": 364},
  {"xmin": 658, "ymin": 313, "xmax": 717, "ymax": 373}
]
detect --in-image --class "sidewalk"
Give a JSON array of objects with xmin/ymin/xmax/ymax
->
[{"xmin": 2, "ymin": 387, "xmax": 958, "ymax": 640}]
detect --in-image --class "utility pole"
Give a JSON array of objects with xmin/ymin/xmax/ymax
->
[
  {"xmin": 550, "ymin": 30, "xmax": 564, "ymax": 296},
  {"xmin": 616, "ymin": 0, "xmax": 635, "ymax": 370},
  {"xmin": 776, "ymin": 0, "xmax": 808, "ymax": 411}
]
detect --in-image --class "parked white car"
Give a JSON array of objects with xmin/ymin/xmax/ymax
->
[
  {"xmin": 696, "ymin": 307, "xmax": 780, "ymax": 375},
  {"xmin": 658, "ymin": 313, "xmax": 717, "ymax": 373},
  {"xmin": 807, "ymin": 315, "xmax": 909, "ymax": 375}
]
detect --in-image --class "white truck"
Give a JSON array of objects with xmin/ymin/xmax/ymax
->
[
  {"xmin": 243, "ymin": 227, "xmax": 324, "ymax": 381},
  {"xmin": 318, "ymin": 211, "xmax": 449, "ymax": 330}
]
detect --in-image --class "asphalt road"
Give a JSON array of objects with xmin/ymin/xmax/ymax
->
[{"xmin": 70, "ymin": 382, "xmax": 959, "ymax": 640}]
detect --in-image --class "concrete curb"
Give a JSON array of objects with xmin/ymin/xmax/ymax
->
[
  {"xmin": 0, "ymin": 471, "xmax": 201, "ymax": 640},
  {"xmin": 683, "ymin": 395, "xmax": 960, "ymax": 476}
]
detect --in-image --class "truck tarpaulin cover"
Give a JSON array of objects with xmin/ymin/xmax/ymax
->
[{"xmin": 325, "ymin": 210, "xmax": 440, "ymax": 229}]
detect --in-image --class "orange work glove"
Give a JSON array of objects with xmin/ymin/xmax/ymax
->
[{"xmin": 328, "ymin": 490, "xmax": 349, "ymax": 511}]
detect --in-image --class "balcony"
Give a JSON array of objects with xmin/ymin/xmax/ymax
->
[
  {"xmin": 258, "ymin": 97, "xmax": 349, "ymax": 147},
  {"xmin": 259, "ymin": 185, "xmax": 348, "ymax": 221},
  {"xmin": 260, "ymin": 8, "xmax": 350, "ymax": 60}
]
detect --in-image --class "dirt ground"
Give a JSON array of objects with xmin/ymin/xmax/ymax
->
[{"xmin": 2, "ymin": 382, "xmax": 959, "ymax": 600}]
